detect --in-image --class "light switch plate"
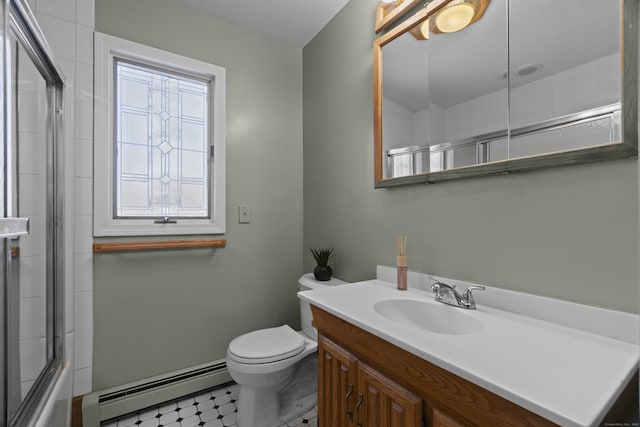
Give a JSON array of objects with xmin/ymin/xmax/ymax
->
[{"xmin": 238, "ymin": 205, "xmax": 251, "ymax": 224}]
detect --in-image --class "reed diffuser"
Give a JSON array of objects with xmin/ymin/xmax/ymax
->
[{"xmin": 396, "ymin": 235, "xmax": 407, "ymax": 290}]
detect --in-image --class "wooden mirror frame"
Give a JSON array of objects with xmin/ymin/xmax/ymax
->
[
  {"xmin": 375, "ymin": 0, "xmax": 424, "ymax": 33},
  {"xmin": 373, "ymin": 0, "xmax": 638, "ymax": 188}
]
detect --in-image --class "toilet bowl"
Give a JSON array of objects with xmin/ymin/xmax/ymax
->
[{"xmin": 226, "ymin": 274, "xmax": 346, "ymax": 427}]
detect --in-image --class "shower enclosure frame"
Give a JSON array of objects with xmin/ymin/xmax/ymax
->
[{"xmin": 0, "ymin": 0, "xmax": 66, "ymax": 426}]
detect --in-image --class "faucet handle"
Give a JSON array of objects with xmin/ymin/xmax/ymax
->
[
  {"xmin": 462, "ymin": 285, "xmax": 485, "ymax": 308},
  {"xmin": 431, "ymin": 281, "xmax": 454, "ymax": 291},
  {"xmin": 431, "ymin": 281, "xmax": 451, "ymax": 297}
]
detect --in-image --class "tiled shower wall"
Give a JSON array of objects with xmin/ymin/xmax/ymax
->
[
  {"xmin": 383, "ymin": 53, "xmax": 620, "ymax": 149},
  {"xmin": 28, "ymin": 0, "xmax": 95, "ymax": 397},
  {"xmin": 442, "ymin": 53, "xmax": 620, "ymax": 142}
]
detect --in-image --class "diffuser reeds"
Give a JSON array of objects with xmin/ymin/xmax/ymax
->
[{"xmin": 397, "ymin": 235, "xmax": 407, "ymax": 290}]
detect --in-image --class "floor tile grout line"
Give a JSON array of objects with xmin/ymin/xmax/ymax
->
[{"xmin": 101, "ymin": 382, "xmax": 318, "ymax": 427}]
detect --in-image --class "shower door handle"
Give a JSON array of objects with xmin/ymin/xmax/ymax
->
[{"xmin": 0, "ymin": 218, "xmax": 30, "ymax": 238}]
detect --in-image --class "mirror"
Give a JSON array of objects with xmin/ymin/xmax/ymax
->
[{"xmin": 374, "ymin": 0, "xmax": 637, "ymax": 187}]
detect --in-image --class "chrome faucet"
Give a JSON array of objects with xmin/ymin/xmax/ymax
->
[{"xmin": 431, "ymin": 281, "xmax": 485, "ymax": 309}]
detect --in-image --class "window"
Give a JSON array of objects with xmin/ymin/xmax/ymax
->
[{"xmin": 94, "ymin": 33, "xmax": 225, "ymax": 236}]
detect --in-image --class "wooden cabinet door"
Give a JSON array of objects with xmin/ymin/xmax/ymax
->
[
  {"xmin": 318, "ymin": 336, "xmax": 358, "ymax": 427},
  {"xmin": 357, "ymin": 362, "xmax": 423, "ymax": 427},
  {"xmin": 431, "ymin": 408, "xmax": 466, "ymax": 427}
]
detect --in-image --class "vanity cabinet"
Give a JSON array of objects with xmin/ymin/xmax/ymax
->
[
  {"xmin": 312, "ymin": 305, "xmax": 557, "ymax": 427},
  {"xmin": 318, "ymin": 336, "xmax": 423, "ymax": 427},
  {"xmin": 317, "ymin": 337, "xmax": 357, "ymax": 426},
  {"xmin": 431, "ymin": 408, "xmax": 465, "ymax": 427}
]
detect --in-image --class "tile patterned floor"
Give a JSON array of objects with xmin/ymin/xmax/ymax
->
[{"xmin": 101, "ymin": 382, "xmax": 318, "ymax": 427}]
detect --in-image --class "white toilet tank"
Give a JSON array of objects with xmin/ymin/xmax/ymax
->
[{"xmin": 297, "ymin": 273, "xmax": 346, "ymax": 340}]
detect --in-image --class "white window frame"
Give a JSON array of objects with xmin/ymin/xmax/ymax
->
[{"xmin": 94, "ymin": 32, "xmax": 225, "ymax": 236}]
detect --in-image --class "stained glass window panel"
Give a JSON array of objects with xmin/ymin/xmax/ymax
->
[{"xmin": 115, "ymin": 60, "xmax": 210, "ymax": 218}]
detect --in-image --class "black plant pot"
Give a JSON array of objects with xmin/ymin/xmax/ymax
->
[{"xmin": 313, "ymin": 265, "xmax": 333, "ymax": 281}]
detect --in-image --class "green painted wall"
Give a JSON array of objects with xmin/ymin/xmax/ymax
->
[
  {"xmin": 94, "ymin": 0, "xmax": 303, "ymax": 390},
  {"xmin": 94, "ymin": 0, "xmax": 638, "ymax": 392},
  {"xmin": 303, "ymin": 0, "xmax": 639, "ymax": 313}
]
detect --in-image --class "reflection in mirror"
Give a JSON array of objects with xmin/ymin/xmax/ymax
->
[
  {"xmin": 507, "ymin": 0, "xmax": 621, "ymax": 159},
  {"xmin": 374, "ymin": 0, "xmax": 635, "ymax": 186},
  {"xmin": 382, "ymin": 0, "xmax": 508, "ymax": 178}
]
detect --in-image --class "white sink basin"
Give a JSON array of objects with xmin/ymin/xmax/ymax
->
[{"xmin": 373, "ymin": 299, "xmax": 484, "ymax": 335}]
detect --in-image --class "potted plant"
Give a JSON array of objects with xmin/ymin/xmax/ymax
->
[{"xmin": 310, "ymin": 247, "xmax": 335, "ymax": 281}]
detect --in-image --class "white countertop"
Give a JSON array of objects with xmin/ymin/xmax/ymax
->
[{"xmin": 299, "ymin": 278, "xmax": 639, "ymax": 427}]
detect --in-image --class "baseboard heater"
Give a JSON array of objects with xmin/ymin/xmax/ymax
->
[{"xmin": 81, "ymin": 359, "xmax": 231, "ymax": 427}]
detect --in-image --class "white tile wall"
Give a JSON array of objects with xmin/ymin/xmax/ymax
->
[
  {"xmin": 32, "ymin": 0, "xmax": 96, "ymax": 398},
  {"xmin": 531, "ymin": 79, "xmax": 553, "ymax": 125},
  {"xmin": 35, "ymin": 13, "xmax": 76, "ymax": 61},
  {"xmin": 17, "ymin": 96, "xmax": 41, "ymax": 136},
  {"xmin": 19, "ymin": 297, "xmax": 45, "ymax": 339},
  {"xmin": 76, "ymin": 0, "xmax": 95, "ymax": 27},
  {"xmin": 75, "ymin": 215, "xmax": 94, "ymax": 254},
  {"xmin": 75, "ymin": 290, "xmax": 94, "ymax": 331},
  {"xmin": 75, "ymin": 62, "xmax": 93, "ymax": 102},
  {"xmin": 75, "ymin": 139, "xmax": 93, "ymax": 178},
  {"xmin": 65, "ymin": 274, "xmax": 76, "ymax": 335},
  {"xmin": 73, "ymin": 0, "xmax": 95, "ymax": 396},
  {"xmin": 35, "ymin": 0, "xmax": 76, "ymax": 22},
  {"xmin": 76, "ymin": 25, "xmax": 94, "ymax": 65},
  {"xmin": 551, "ymin": 72, "xmax": 574, "ymax": 118},
  {"xmin": 17, "ymin": 132, "xmax": 39, "ymax": 174},
  {"xmin": 15, "ymin": 258, "xmax": 44, "ymax": 298},
  {"xmin": 18, "ymin": 174, "xmax": 44, "ymax": 215},
  {"xmin": 74, "ymin": 252, "xmax": 93, "ymax": 292},
  {"xmin": 57, "ymin": 57, "xmax": 76, "ymax": 84},
  {"xmin": 73, "ymin": 367, "xmax": 93, "ymax": 396},
  {"xmin": 384, "ymin": 53, "xmax": 619, "ymax": 173},
  {"xmin": 444, "ymin": 88, "xmax": 509, "ymax": 142},
  {"xmin": 20, "ymin": 337, "xmax": 46, "ymax": 385},
  {"xmin": 75, "ymin": 99, "xmax": 94, "ymax": 140},
  {"xmin": 75, "ymin": 177, "xmax": 93, "ymax": 216},
  {"xmin": 74, "ymin": 329, "xmax": 93, "ymax": 369},
  {"xmin": 442, "ymin": 54, "xmax": 620, "ymax": 142}
]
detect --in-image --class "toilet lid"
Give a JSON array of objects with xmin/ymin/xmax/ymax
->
[{"xmin": 228, "ymin": 325, "xmax": 306, "ymax": 364}]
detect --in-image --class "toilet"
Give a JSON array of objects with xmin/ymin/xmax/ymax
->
[{"xmin": 226, "ymin": 273, "xmax": 346, "ymax": 427}]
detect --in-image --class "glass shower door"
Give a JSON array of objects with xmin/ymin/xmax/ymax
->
[{"xmin": 1, "ymin": 0, "xmax": 65, "ymax": 426}]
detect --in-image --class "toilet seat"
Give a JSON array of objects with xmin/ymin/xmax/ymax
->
[{"xmin": 228, "ymin": 325, "xmax": 306, "ymax": 364}]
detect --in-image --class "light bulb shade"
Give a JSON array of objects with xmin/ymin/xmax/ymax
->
[
  {"xmin": 431, "ymin": 0, "xmax": 489, "ymax": 34},
  {"xmin": 409, "ymin": 18, "xmax": 430, "ymax": 40},
  {"xmin": 419, "ymin": 20, "xmax": 430, "ymax": 39},
  {"xmin": 436, "ymin": 2, "xmax": 474, "ymax": 32}
]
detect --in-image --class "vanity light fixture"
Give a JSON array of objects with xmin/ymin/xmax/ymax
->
[
  {"xmin": 431, "ymin": 0, "xmax": 490, "ymax": 34},
  {"xmin": 376, "ymin": 0, "xmax": 420, "ymax": 33},
  {"xmin": 409, "ymin": 18, "xmax": 430, "ymax": 40}
]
